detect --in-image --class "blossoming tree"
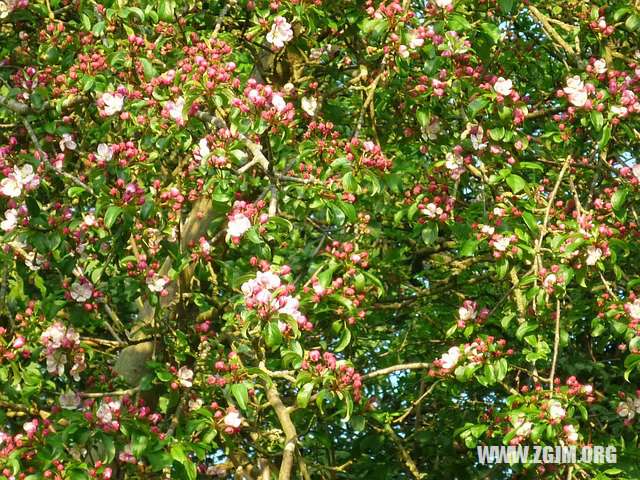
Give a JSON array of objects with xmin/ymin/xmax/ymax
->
[{"xmin": 2, "ymin": 0, "xmax": 640, "ymax": 478}]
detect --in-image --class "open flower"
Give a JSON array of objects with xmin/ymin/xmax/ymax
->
[
  {"xmin": 0, "ymin": 1, "xmax": 10, "ymax": 19},
  {"xmin": 228, "ymin": 213, "xmax": 252, "ymax": 237},
  {"xmin": 177, "ymin": 366, "xmax": 194, "ymax": 388},
  {"xmin": 0, "ymin": 176, "xmax": 22, "ymax": 197},
  {"xmin": 440, "ymin": 346, "xmax": 461, "ymax": 370},
  {"xmin": 548, "ymin": 400, "xmax": 567, "ymax": 420},
  {"xmin": 421, "ymin": 118, "xmax": 441, "ymax": 141},
  {"xmin": 564, "ymin": 424, "xmax": 578, "ymax": 443},
  {"xmin": 513, "ymin": 415, "xmax": 532, "ymax": 437},
  {"xmin": 95, "ymin": 143, "xmax": 113, "ymax": 163},
  {"xmin": 593, "ymin": 59, "xmax": 607, "ymax": 74},
  {"xmin": 470, "ymin": 126, "xmax": 487, "ymax": 150},
  {"xmin": 59, "ymin": 134, "xmax": 77, "ymax": 152},
  {"xmin": 494, "ymin": 77, "xmax": 513, "ymax": 96},
  {"xmin": 301, "ymin": 97, "xmax": 317, "ymax": 116},
  {"xmin": 166, "ymin": 96, "xmax": 185, "ymax": 121},
  {"xmin": 445, "ymin": 152, "xmax": 463, "ymax": 170},
  {"xmin": 266, "ymin": 16, "xmax": 293, "ymax": 49},
  {"xmin": 271, "ymin": 94, "xmax": 287, "ymax": 114},
  {"xmin": 617, "ymin": 397, "xmax": 640, "ymax": 420},
  {"xmin": 59, "ymin": 392, "xmax": 82, "ymax": 410},
  {"xmin": 70, "ymin": 281, "xmax": 92, "ymax": 303},
  {"xmin": 435, "ymin": 0, "xmax": 453, "ymax": 8},
  {"xmin": 224, "ymin": 410, "xmax": 243, "ymax": 428},
  {"xmin": 563, "ymin": 76, "xmax": 588, "ymax": 107},
  {"xmin": 422, "ymin": 203, "xmax": 443, "ymax": 218},
  {"xmin": 1, "ymin": 209, "xmax": 18, "ymax": 231},
  {"xmin": 146, "ymin": 273, "xmax": 167, "ymax": 293},
  {"xmin": 585, "ymin": 245, "xmax": 602, "ymax": 266},
  {"xmin": 101, "ymin": 92, "xmax": 124, "ymax": 116}
]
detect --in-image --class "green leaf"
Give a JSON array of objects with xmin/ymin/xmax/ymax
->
[
  {"xmin": 611, "ymin": 187, "xmax": 628, "ymax": 211},
  {"xmin": 140, "ymin": 58, "xmax": 157, "ymax": 79},
  {"xmin": 158, "ymin": 0, "xmax": 175, "ymax": 21},
  {"xmin": 92, "ymin": 21, "xmax": 105, "ymax": 35},
  {"xmin": 335, "ymin": 328, "xmax": 351, "ymax": 352},
  {"xmin": 624, "ymin": 353, "xmax": 640, "ymax": 369},
  {"xmin": 626, "ymin": 15, "xmax": 640, "ymax": 31},
  {"xmin": 590, "ymin": 111, "xmax": 604, "ymax": 130},
  {"xmin": 521, "ymin": 211, "xmax": 538, "ymax": 233},
  {"xmin": 498, "ymin": 0, "xmax": 514, "ymax": 14},
  {"xmin": 342, "ymin": 171, "xmax": 358, "ymax": 193},
  {"xmin": 598, "ymin": 125, "xmax": 611, "ymax": 148},
  {"xmin": 448, "ymin": 15, "xmax": 471, "ymax": 31},
  {"xmin": 468, "ymin": 98, "xmax": 488, "ymax": 119},
  {"xmin": 421, "ymin": 223, "xmax": 438, "ymax": 245},
  {"xmin": 68, "ymin": 186, "xmax": 86, "ymax": 198},
  {"xmin": 140, "ymin": 199, "xmax": 155, "ymax": 221},
  {"xmin": 148, "ymin": 451, "xmax": 172, "ymax": 472},
  {"xmin": 69, "ymin": 470, "xmax": 89, "ymax": 480},
  {"xmin": 516, "ymin": 321, "xmax": 538, "ymax": 340},
  {"xmin": 81, "ymin": 76, "xmax": 95, "ymax": 92},
  {"xmin": 416, "ymin": 110, "xmax": 429, "ymax": 127},
  {"xmin": 506, "ymin": 174, "xmax": 526, "ymax": 194},
  {"xmin": 132, "ymin": 430, "xmax": 149, "ymax": 457},
  {"xmin": 231, "ymin": 383, "xmax": 249, "ymax": 410},
  {"xmin": 481, "ymin": 22, "xmax": 501, "ymax": 43},
  {"xmin": 265, "ymin": 321, "xmax": 283, "ymax": 348},
  {"xmin": 296, "ymin": 382, "xmax": 314, "ymax": 408},
  {"xmin": 30, "ymin": 232, "xmax": 49, "ymax": 253},
  {"xmin": 489, "ymin": 127, "xmax": 505, "ymax": 141},
  {"xmin": 104, "ymin": 206, "xmax": 123, "ymax": 229}
]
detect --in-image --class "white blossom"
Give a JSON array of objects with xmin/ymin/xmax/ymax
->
[
  {"xmin": 548, "ymin": 400, "xmax": 567, "ymax": 420},
  {"xmin": 0, "ymin": 176, "xmax": 22, "ymax": 197},
  {"xmin": 593, "ymin": 59, "xmax": 607, "ymax": 74},
  {"xmin": 494, "ymin": 77, "xmax": 513, "ymax": 96},
  {"xmin": 301, "ymin": 97, "xmax": 317, "ymax": 116},
  {"xmin": 146, "ymin": 274, "xmax": 167, "ymax": 293},
  {"xmin": 59, "ymin": 134, "xmax": 77, "ymax": 152},
  {"xmin": 1, "ymin": 209, "xmax": 18, "ymax": 231},
  {"xmin": 101, "ymin": 92, "xmax": 124, "ymax": 116},
  {"xmin": 266, "ymin": 16, "xmax": 293, "ymax": 49},
  {"xmin": 440, "ymin": 346, "xmax": 461, "ymax": 370},
  {"xmin": 70, "ymin": 282, "xmax": 92, "ymax": 303},
  {"xmin": 224, "ymin": 410, "xmax": 243, "ymax": 428},
  {"xmin": 421, "ymin": 203, "xmax": 443, "ymax": 218},
  {"xmin": 177, "ymin": 366, "xmax": 194, "ymax": 388},
  {"xmin": 585, "ymin": 245, "xmax": 602, "ymax": 266},
  {"xmin": 228, "ymin": 213, "xmax": 252, "ymax": 237},
  {"xmin": 95, "ymin": 144, "xmax": 113, "ymax": 163}
]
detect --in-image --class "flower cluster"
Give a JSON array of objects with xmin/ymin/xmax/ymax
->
[
  {"xmin": 241, "ymin": 262, "xmax": 312, "ymax": 331},
  {"xmin": 302, "ymin": 350, "xmax": 364, "ymax": 402},
  {"xmin": 266, "ymin": 16, "xmax": 293, "ymax": 49},
  {"xmin": 0, "ymin": 164, "xmax": 40, "ymax": 198},
  {"xmin": 227, "ymin": 200, "xmax": 268, "ymax": 243},
  {"xmin": 456, "ymin": 300, "xmax": 489, "ymax": 329},
  {"xmin": 617, "ymin": 392, "xmax": 640, "ymax": 425},
  {"xmin": 562, "ymin": 75, "xmax": 594, "ymax": 108},
  {"xmin": 345, "ymin": 138, "xmax": 392, "ymax": 171},
  {"xmin": 40, "ymin": 322, "xmax": 86, "ymax": 380},
  {"xmin": 433, "ymin": 337, "xmax": 512, "ymax": 374},
  {"xmin": 98, "ymin": 90, "xmax": 125, "ymax": 117}
]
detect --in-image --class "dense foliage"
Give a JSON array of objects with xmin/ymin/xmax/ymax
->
[{"xmin": 2, "ymin": 0, "xmax": 640, "ymax": 478}]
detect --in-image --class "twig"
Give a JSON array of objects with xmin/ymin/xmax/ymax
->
[
  {"xmin": 361, "ymin": 362, "xmax": 431, "ymax": 381},
  {"xmin": 213, "ymin": 0, "xmax": 237, "ymax": 38},
  {"xmin": 394, "ymin": 380, "xmax": 441, "ymax": 424},
  {"xmin": 383, "ymin": 424, "xmax": 425, "ymax": 479},
  {"xmin": 81, "ymin": 386, "xmax": 141, "ymax": 398},
  {"xmin": 21, "ymin": 117, "xmax": 95, "ymax": 195},
  {"xmin": 533, "ymin": 156, "xmax": 571, "ymax": 278},
  {"xmin": 549, "ymin": 298, "xmax": 561, "ymax": 389}
]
